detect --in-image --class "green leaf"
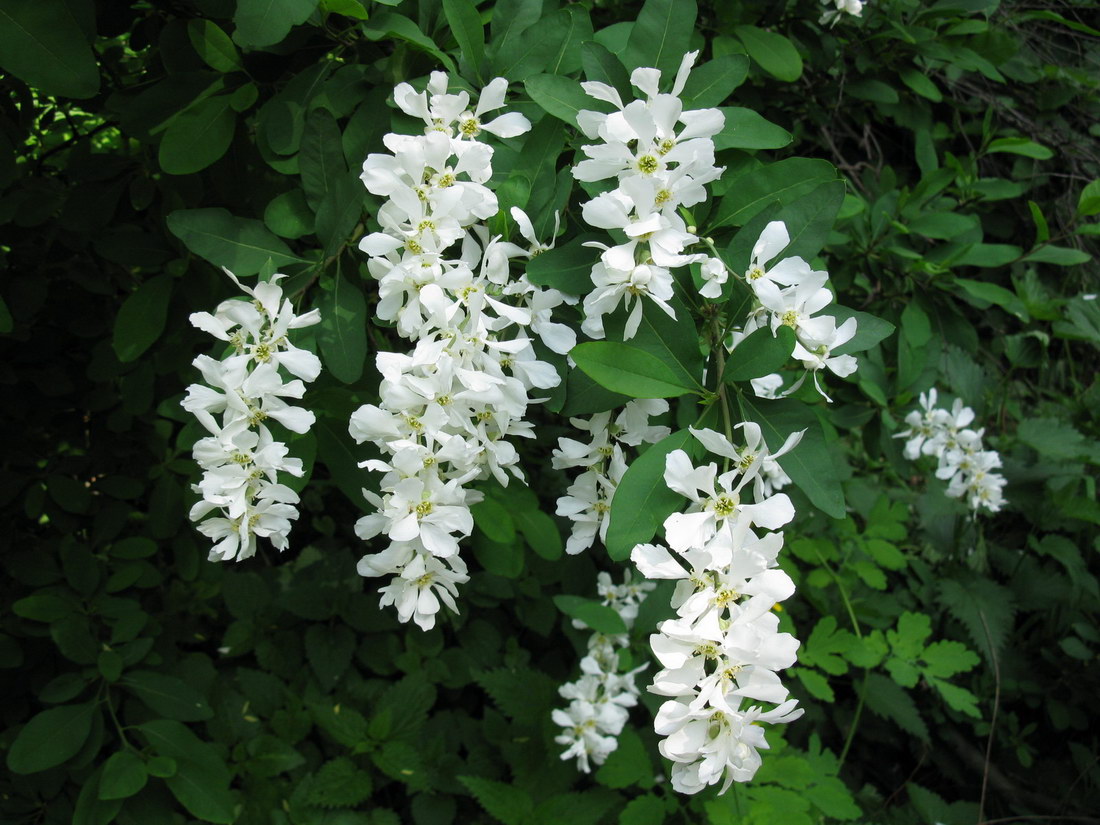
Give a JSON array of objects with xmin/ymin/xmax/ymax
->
[
  {"xmin": 363, "ymin": 12, "xmax": 456, "ymax": 73},
  {"xmin": 1077, "ymin": 180, "xmax": 1100, "ymax": 217},
  {"xmin": 711, "ymin": 158, "xmax": 837, "ymax": 231},
  {"xmin": 187, "ymin": 20, "xmax": 242, "ymax": 72},
  {"xmin": 316, "ymin": 273, "xmax": 367, "ymax": 384},
  {"xmin": 1022, "ymin": 245, "xmax": 1092, "ymax": 266},
  {"xmin": 794, "ymin": 667, "xmax": 835, "ymax": 702},
  {"xmin": 99, "ymin": 751, "xmax": 148, "ymax": 800},
  {"xmin": 864, "ymin": 672, "xmax": 929, "ymax": 741},
  {"xmin": 265, "ymin": 189, "xmax": 315, "ymax": 240},
  {"xmin": 682, "ymin": 54, "xmax": 749, "ymax": 107},
  {"xmin": 824, "ymin": 306, "xmax": 895, "ymax": 355},
  {"xmin": 476, "ymin": 668, "xmax": 559, "ymax": 726},
  {"xmin": 986, "ymin": 136, "xmax": 1053, "ymax": 160},
  {"xmin": 443, "ymin": 0, "xmax": 485, "ymax": 78},
  {"xmin": 922, "ymin": 640, "xmax": 979, "ymax": 680},
  {"xmin": 471, "ymin": 496, "xmax": 517, "ymax": 544},
  {"xmin": 1017, "ymin": 417, "xmax": 1095, "ymax": 461},
  {"xmin": 234, "ymin": 0, "xmax": 318, "ymax": 48},
  {"xmin": 846, "ymin": 78, "xmax": 899, "ymax": 104},
  {"xmin": 603, "ymin": 296, "xmax": 703, "ymax": 390},
  {"xmin": 619, "ymin": 795, "xmax": 665, "ymax": 825},
  {"xmin": 299, "ymin": 109, "xmax": 348, "ymax": 210},
  {"xmin": 737, "ymin": 397, "xmax": 846, "ymax": 518},
  {"xmin": 526, "ymin": 236, "xmax": 597, "ymax": 294},
  {"xmin": 459, "ymin": 776, "xmax": 535, "ymax": 825},
  {"xmin": 245, "ymin": 735, "xmax": 305, "ymax": 778},
  {"xmin": 624, "ymin": 0, "xmax": 697, "ymax": 76},
  {"xmin": 953, "ymin": 278, "xmax": 1028, "ymax": 320},
  {"xmin": 733, "ymin": 25, "xmax": 802, "ymax": 81},
  {"xmin": 928, "ymin": 677, "xmax": 980, "ymax": 717},
  {"xmin": 552, "ymin": 595, "xmax": 627, "ymax": 634},
  {"xmin": 120, "ymin": 671, "xmax": 213, "ymax": 721},
  {"xmin": 605, "ymin": 429, "xmax": 694, "ymax": 561},
  {"xmin": 7, "ymin": 702, "xmax": 96, "ymax": 774},
  {"xmin": 514, "ymin": 509, "xmax": 562, "ymax": 561},
  {"xmin": 159, "ymin": 95, "xmax": 236, "ymax": 175},
  {"xmin": 774, "ymin": 179, "xmax": 846, "ymax": 262},
  {"xmin": 168, "ymin": 207, "xmax": 308, "ymax": 276},
  {"xmin": 112, "ymin": 274, "xmax": 174, "ymax": 363},
  {"xmin": 571, "ymin": 342, "xmax": 700, "ymax": 399},
  {"xmin": 305, "ymin": 624, "xmax": 355, "ymax": 689},
  {"xmin": 713, "ymin": 107, "xmax": 792, "ymax": 151},
  {"xmin": 899, "ymin": 68, "xmax": 942, "ymax": 102},
  {"xmin": 524, "ymin": 74, "xmax": 593, "ymax": 129},
  {"xmin": 138, "ymin": 719, "xmax": 228, "ymax": 768},
  {"xmin": 595, "ymin": 728, "xmax": 652, "ymax": 789},
  {"xmin": 581, "ymin": 41, "xmax": 631, "ymax": 98},
  {"xmin": 724, "ymin": 326, "xmax": 795, "ymax": 383},
  {"xmin": 307, "ymin": 756, "xmax": 372, "ymax": 807},
  {"xmin": 165, "ymin": 759, "xmax": 237, "ymax": 824},
  {"xmin": 0, "ymin": 0, "xmax": 99, "ymax": 98},
  {"xmin": 907, "ymin": 211, "xmax": 978, "ymax": 240},
  {"xmin": 1028, "ymin": 200, "xmax": 1050, "ymax": 244}
]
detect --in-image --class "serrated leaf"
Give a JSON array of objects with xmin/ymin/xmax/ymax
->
[
  {"xmin": 921, "ymin": 640, "xmax": 979, "ymax": 680},
  {"xmin": 794, "ymin": 667, "xmax": 835, "ymax": 702},
  {"xmin": 305, "ymin": 624, "xmax": 355, "ymax": 689},
  {"xmin": 864, "ymin": 672, "xmax": 929, "ymax": 741},
  {"xmin": 937, "ymin": 576, "xmax": 1015, "ymax": 663},
  {"xmin": 476, "ymin": 667, "xmax": 559, "ymax": 726},
  {"xmin": 928, "ymin": 677, "xmax": 981, "ymax": 718},
  {"xmin": 307, "ymin": 757, "xmax": 373, "ymax": 807},
  {"xmin": 459, "ymin": 776, "xmax": 535, "ymax": 825}
]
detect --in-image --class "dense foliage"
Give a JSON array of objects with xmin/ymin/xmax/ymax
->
[{"xmin": 2, "ymin": 0, "xmax": 1099, "ymax": 824}]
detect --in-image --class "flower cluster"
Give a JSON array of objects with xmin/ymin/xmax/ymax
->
[
  {"xmin": 350, "ymin": 73, "xmax": 575, "ymax": 629},
  {"xmin": 630, "ymin": 425, "xmax": 805, "ymax": 794},
  {"xmin": 737, "ymin": 220, "xmax": 859, "ymax": 401},
  {"xmin": 572, "ymin": 51, "xmax": 727, "ymax": 339},
  {"xmin": 895, "ymin": 388, "xmax": 1007, "ymax": 513},
  {"xmin": 554, "ymin": 571, "xmax": 654, "ymax": 773},
  {"xmin": 553, "ymin": 400, "xmax": 671, "ymax": 555},
  {"xmin": 183, "ymin": 271, "xmax": 321, "ymax": 562}
]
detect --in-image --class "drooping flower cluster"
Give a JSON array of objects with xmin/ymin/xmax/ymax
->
[
  {"xmin": 820, "ymin": 0, "xmax": 866, "ymax": 26},
  {"xmin": 630, "ymin": 425, "xmax": 805, "ymax": 794},
  {"xmin": 736, "ymin": 220, "xmax": 859, "ymax": 401},
  {"xmin": 553, "ymin": 400, "xmax": 671, "ymax": 555},
  {"xmin": 572, "ymin": 51, "xmax": 727, "ymax": 339},
  {"xmin": 183, "ymin": 271, "xmax": 321, "ymax": 562},
  {"xmin": 895, "ymin": 388, "xmax": 1007, "ymax": 513},
  {"xmin": 554, "ymin": 571, "xmax": 654, "ymax": 773},
  {"xmin": 350, "ymin": 73, "xmax": 575, "ymax": 629}
]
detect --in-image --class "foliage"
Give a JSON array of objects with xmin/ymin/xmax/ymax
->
[{"xmin": 2, "ymin": 0, "xmax": 1099, "ymax": 823}]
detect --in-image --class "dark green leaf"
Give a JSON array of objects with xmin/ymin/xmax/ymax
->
[
  {"xmin": 120, "ymin": 671, "xmax": 213, "ymax": 721},
  {"xmin": 552, "ymin": 595, "xmax": 627, "ymax": 634},
  {"xmin": 581, "ymin": 41, "xmax": 631, "ymax": 98},
  {"xmin": 316, "ymin": 272, "xmax": 367, "ymax": 384},
  {"xmin": 471, "ymin": 496, "xmax": 517, "ymax": 544},
  {"xmin": 526, "ymin": 235, "xmax": 597, "ymax": 294},
  {"xmin": 724, "ymin": 326, "xmax": 795, "ymax": 383},
  {"xmin": 774, "ymin": 179, "xmax": 846, "ymax": 261},
  {"xmin": 624, "ymin": 0, "xmax": 698, "ymax": 77},
  {"xmin": 514, "ymin": 509, "xmax": 562, "ymax": 561},
  {"xmin": 159, "ymin": 95, "xmax": 236, "ymax": 176},
  {"xmin": 713, "ymin": 107, "xmax": 792, "ymax": 151},
  {"xmin": 7, "ymin": 702, "xmax": 96, "ymax": 774},
  {"xmin": 168, "ymin": 207, "xmax": 309, "ymax": 276},
  {"xmin": 443, "ymin": 0, "xmax": 485, "ymax": 78},
  {"xmin": 682, "ymin": 54, "xmax": 749, "ymax": 107},
  {"xmin": 0, "ymin": 0, "xmax": 99, "ymax": 98},
  {"xmin": 234, "ymin": 0, "xmax": 318, "ymax": 48},
  {"xmin": 187, "ymin": 20, "xmax": 242, "ymax": 72},
  {"xmin": 524, "ymin": 74, "xmax": 593, "ymax": 129},
  {"xmin": 571, "ymin": 342, "xmax": 700, "ymax": 398},
  {"xmin": 112, "ymin": 274, "xmax": 173, "ymax": 363},
  {"xmin": 299, "ymin": 108, "xmax": 347, "ymax": 210},
  {"xmin": 824, "ymin": 306, "xmax": 895, "ymax": 355},
  {"xmin": 165, "ymin": 759, "xmax": 237, "ymax": 824},
  {"xmin": 737, "ymin": 397, "xmax": 846, "ymax": 518},
  {"xmin": 733, "ymin": 25, "xmax": 802, "ymax": 81},
  {"xmin": 99, "ymin": 750, "xmax": 148, "ymax": 800},
  {"xmin": 605, "ymin": 429, "xmax": 694, "ymax": 561},
  {"xmin": 711, "ymin": 158, "xmax": 838, "ymax": 231},
  {"xmin": 305, "ymin": 624, "xmax": 355, "ymax": 689}
]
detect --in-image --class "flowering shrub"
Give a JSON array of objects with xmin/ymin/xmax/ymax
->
[{"xmin": 3, "ymin": 0, "xmax": 1100, "ymax": 824}]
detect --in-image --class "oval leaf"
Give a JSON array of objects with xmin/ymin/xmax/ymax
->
[
  {"xmin": 724, "ymin": 325, "xmax": 795, "ymax": 383},
  {"xmin": 7, "ymin": 702, "xmax": 96, "ymax": 774}
]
